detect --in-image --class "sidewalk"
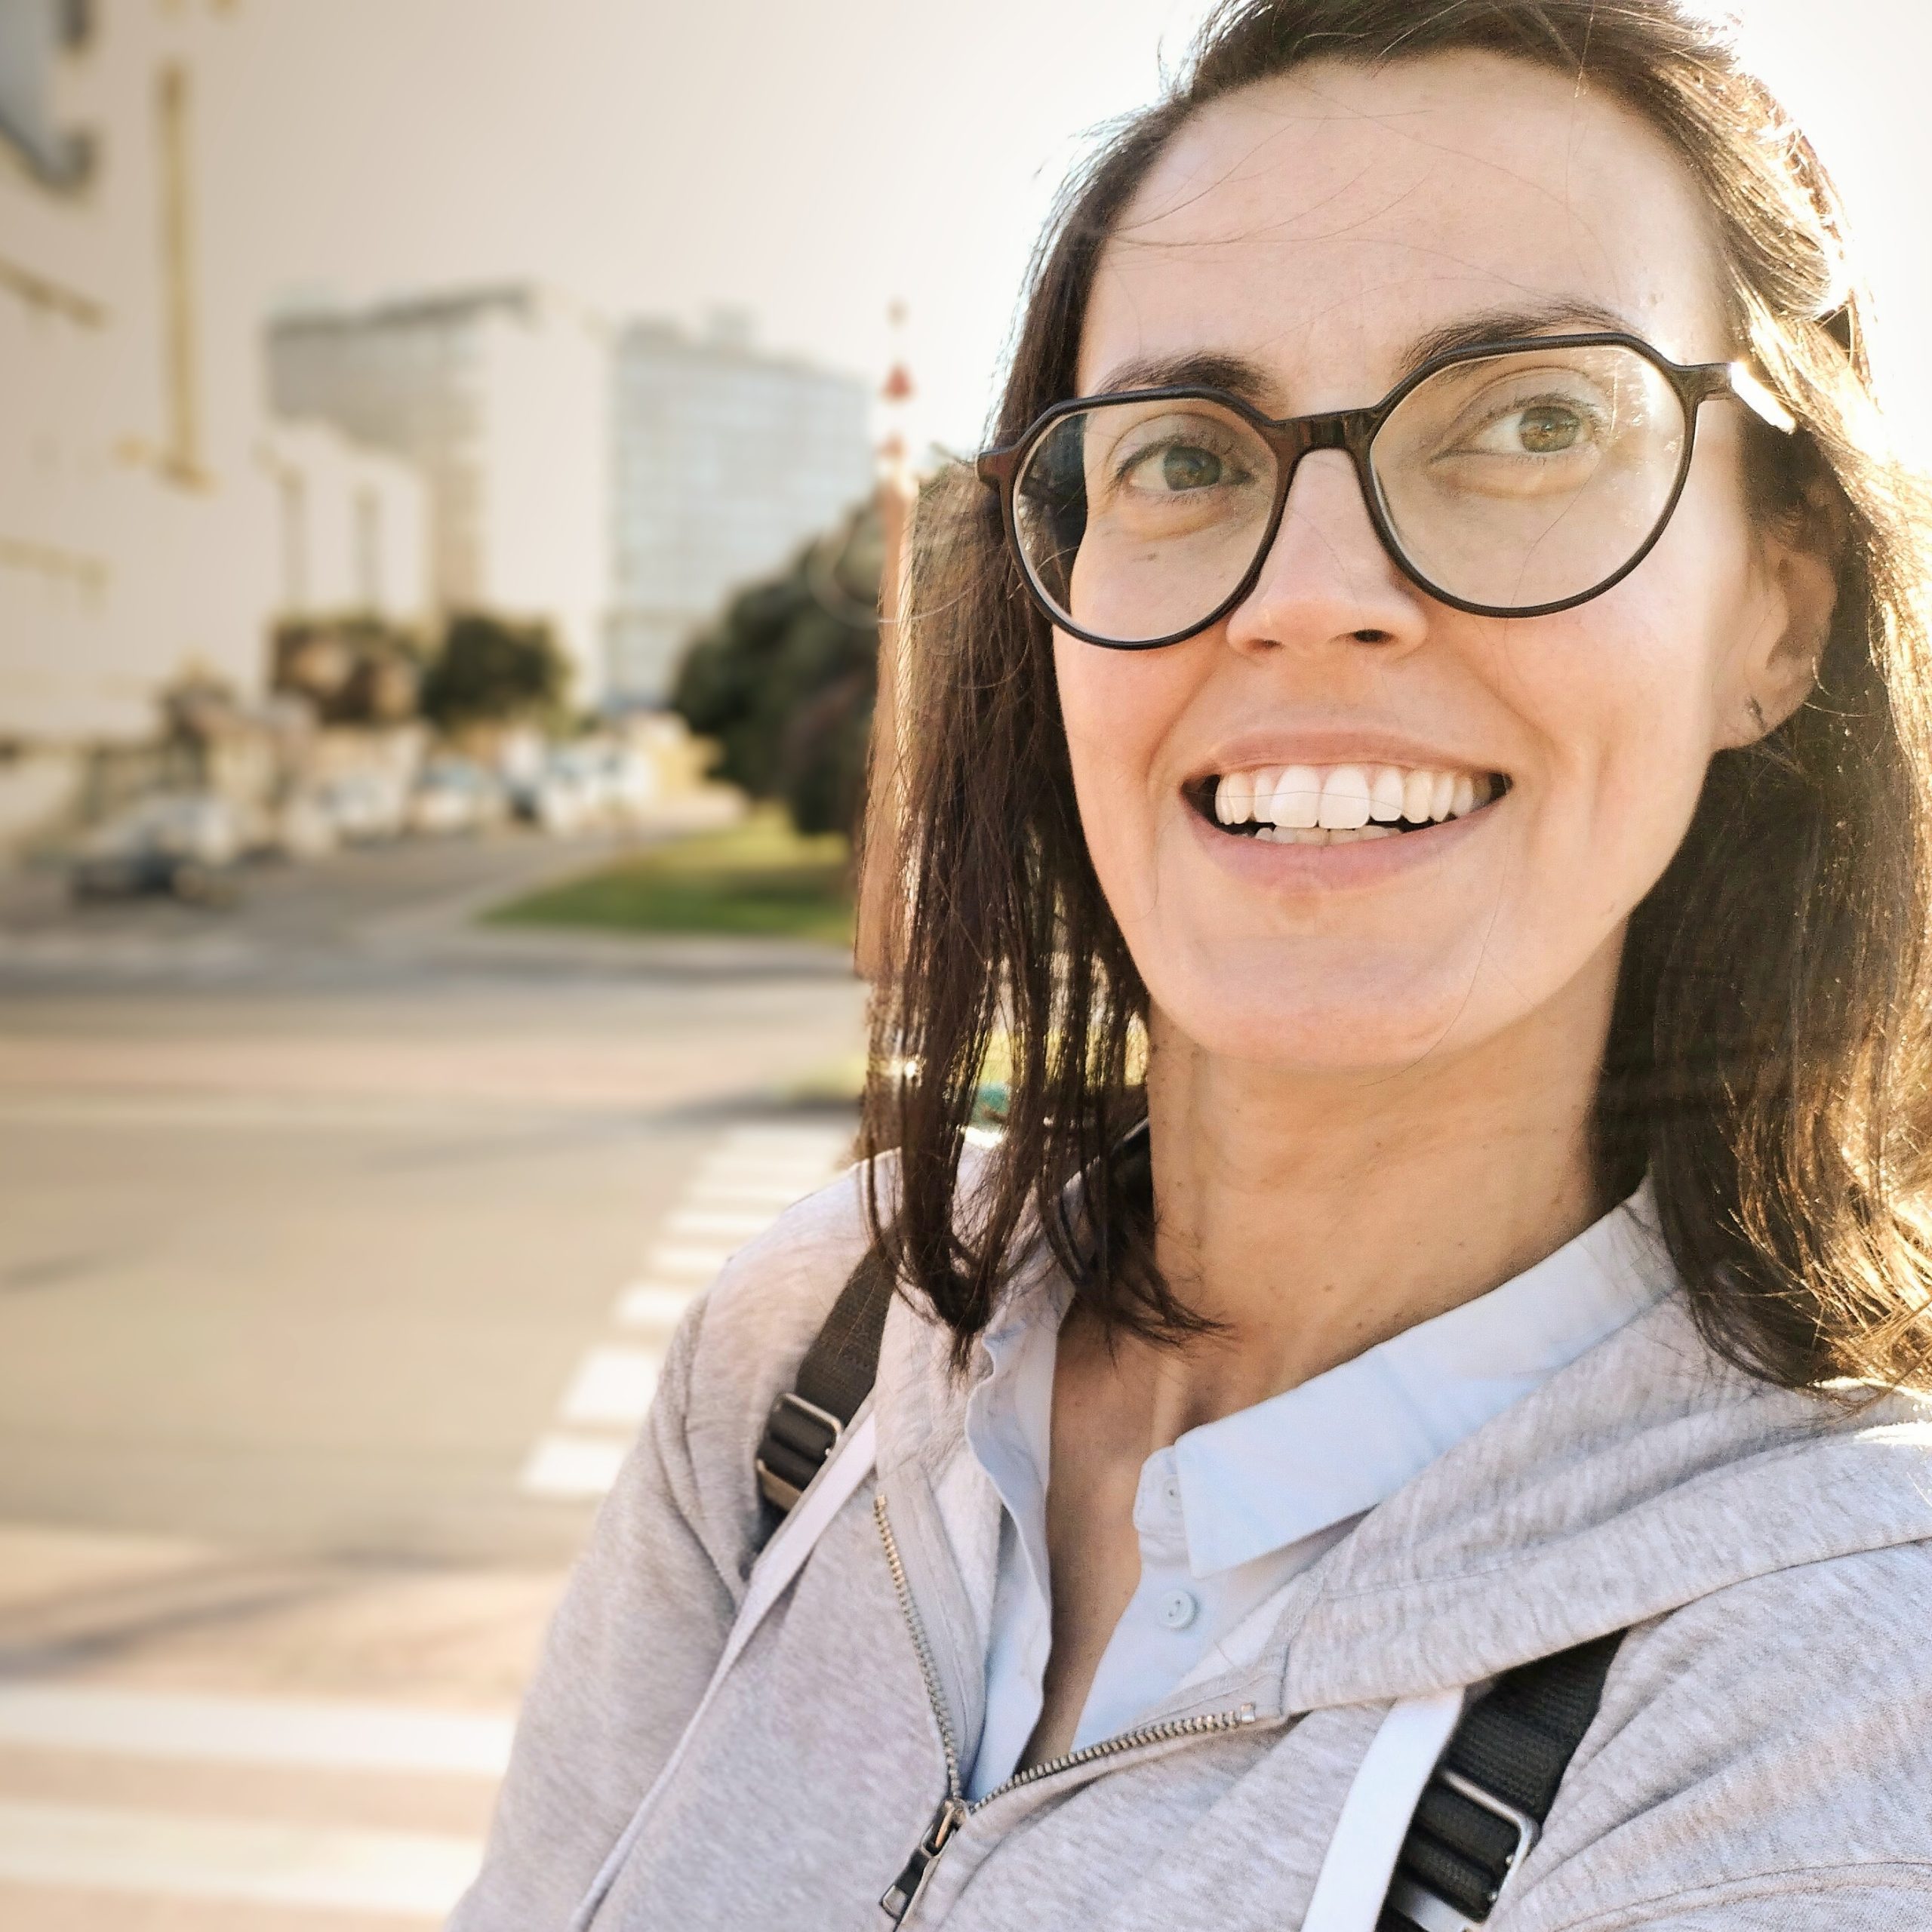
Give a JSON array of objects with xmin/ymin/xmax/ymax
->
[
  {"xmin": 0, "ymin": 1117, "xmax": 857, "ymax": 1925},
  {"xmin": 0, "ymin": 1522, "xmax": 558, "ymax": 1927},
  {"xmin": 0, "ymin": 821, "xmax": 866, "ymax": 1922}
]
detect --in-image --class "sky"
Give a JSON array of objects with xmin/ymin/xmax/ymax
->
[{"xmin": 205, "ymin": 0, "xmax": 1932, "ymax": 456}]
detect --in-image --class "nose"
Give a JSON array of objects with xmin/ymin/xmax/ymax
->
[{"xmin": 1223, "ymin": 450, "xmax": 1427, "ymax": 660}]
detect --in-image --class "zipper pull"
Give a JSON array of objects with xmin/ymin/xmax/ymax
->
[{"xmin": 879, "ymin": 1795, "xmax": 968, "ymax": 1922}]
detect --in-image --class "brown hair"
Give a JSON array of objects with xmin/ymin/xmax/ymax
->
[{"xmin": 862, "ymin": 0, "xmax": 1932, "ymax": 1393}]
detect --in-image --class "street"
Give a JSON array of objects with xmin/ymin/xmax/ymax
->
[{"xmin": 0, "ymin": 835, "xmax": 868, "ymax": 1927}]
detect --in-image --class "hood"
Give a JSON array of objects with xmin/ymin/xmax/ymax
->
[
  {"xmin": 1284, "ymin": 1281, "xmax": 1932, "ymax": 1709},
  {"xmin": 870, "ymin": 1176, "xmax": 1932, "ymax": 1727}
]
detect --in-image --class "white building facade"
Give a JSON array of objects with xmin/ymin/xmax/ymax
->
[
  {"xmin": 0, "ymin": 0, "xmax": 277, "ymax": 755},
  {"xmin": 607, "ymin": 314, "xmax": 873, "ymax": 706},
  {"xmin": 260, "ymin": 420, "xmax": 429, "ymax": 626},
  {"xmin": 267, "ymin": 285, "xmax": 611, "ymax": 708}
]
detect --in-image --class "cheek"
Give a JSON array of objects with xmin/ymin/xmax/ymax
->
[
  {"xmin": 1054, "ymin": 632, "xmax": 1200, "ymax": 844},
  {"xmin": 1494, "ymin": 521, "xmax": 1750, "ymax": 890}
]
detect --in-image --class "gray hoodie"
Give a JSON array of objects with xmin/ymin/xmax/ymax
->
[{"xmin": 450, "ymin": 1166, "xmax": 1932, "ymax": 1930}]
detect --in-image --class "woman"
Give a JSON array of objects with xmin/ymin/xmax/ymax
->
[{"xmin": 454, "ymin": 3, "xmax": 1932, "ymax": 1926}]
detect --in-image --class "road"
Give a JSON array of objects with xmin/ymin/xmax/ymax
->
[{"xmin": 0, "ymin": 832, "xmax": 869, "ymax": 1927}]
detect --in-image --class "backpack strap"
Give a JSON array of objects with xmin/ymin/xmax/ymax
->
[
  {"xmin": 755, "ymin": 1251, "xmax": 1622, "ymax": 1932},
  {"xmin": 1381, "ymin": 1630, "xmax": 1625, "ymax": 1930},
  {"xmin": 755, "ymin": 1247, "xmax": 894, "ymax": 1513},
  {"xmin": 758, "ymin": 1118, "xmax": 1146, "ymax": 1515}
]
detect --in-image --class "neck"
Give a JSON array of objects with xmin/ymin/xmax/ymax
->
[{"xmin": 1137, "ymin": 954, "xmax": 1617, "ymax": 1441}]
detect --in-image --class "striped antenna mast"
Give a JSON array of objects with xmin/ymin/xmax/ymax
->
[{"xmin": 857, "ymin": 302, "xmax": 917, "ymax": 984}]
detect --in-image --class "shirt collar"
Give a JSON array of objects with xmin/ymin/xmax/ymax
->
[
  {"xmin": 964, "ymin": 1260, "xmax": 1071, "ymax": 1599},
  {"xmin": 1172, "ymin": 1183, "xmax": 1672, "ymax": 1577}
]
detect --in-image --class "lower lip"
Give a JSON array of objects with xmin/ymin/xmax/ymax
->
[{"xmin": 1184, "ymin": 797, "xmax": 1497, "ymax": 888}]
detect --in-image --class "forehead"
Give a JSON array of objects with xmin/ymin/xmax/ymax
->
[{"xmin": 1081, "ymin": 51, "xmax": 1729, "ymax": 403}]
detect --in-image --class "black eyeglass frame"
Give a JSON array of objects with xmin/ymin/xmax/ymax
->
[{"xmin": 974, "ymin": 331, "xmax": 1797, "ymax": 648}]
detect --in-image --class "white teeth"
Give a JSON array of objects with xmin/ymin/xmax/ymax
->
[
  {"xmin": 1214, "ymin": 764, "xmax": 1502, "ymax": 834},
  {"xmin": 1316, "ymin": 766, "xmax": 1372, "ymax": 829},
  {"xmin": 1270, "ymin": 764, "xmax": 1323, "ymax": 829},
  {"xmin": 1255, "ymin": 821, "xmax": 1407, "ymax": 846}
]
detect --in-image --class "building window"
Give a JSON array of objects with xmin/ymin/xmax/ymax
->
[
  {"xmin": 355, "ymin": 488, "xmax": 383, "ymax": 612},
  {"xmin": 156, "ymin": 64, "xmax": 202, "ymax": 481},
  {"xmin": 278, "ymin": 471, "xmax": 308, "ymax": 612}
]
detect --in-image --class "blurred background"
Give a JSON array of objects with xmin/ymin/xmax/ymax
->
[{"xmin": 0, "ymin": 2, "xmax": 1926, "ymax": 1924}]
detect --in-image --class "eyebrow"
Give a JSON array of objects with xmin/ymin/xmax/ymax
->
[
  {"xmin": 1087, "ymin": 349, "xmax": 1281, "ymax": 405},
  {"xmin": 1399, "ymin": 299, "xmax": 1642, "ymax": 368},
  {"xmin": 1085, "ymin": 299, "xmax": 1646, "ymax": 412}
]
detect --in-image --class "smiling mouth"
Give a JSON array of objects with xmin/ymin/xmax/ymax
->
[{"xmin": 1192, "ymin": 762, "xmax": 1509, "ymax": 845}]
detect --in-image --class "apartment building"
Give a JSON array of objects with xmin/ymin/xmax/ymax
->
[
  {"xmin": 607, "ymin": 312, "xmax": 872, "ymax": 705},
  {"xmin": 0, "ymin": 0, "xmax": 275, "ymax": 761},
  {"xmin": 267, "ymin": 285, "xmax": 611, "ymax": 706},
  {"xmin": 0, "ymin": 0, "xmax": 427, "ymax": 849}
]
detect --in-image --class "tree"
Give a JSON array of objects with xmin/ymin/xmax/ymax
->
[
  {"xmin": 671, "ymin": 501, "xmax": 882, "ymax": 838},
  {"xmin": 272, "ymin": 615, "xmax": 425, "ymax": 724},
  {"xmin": 420, "ymin": 614, "xmax": 571, "ymax": 731}
]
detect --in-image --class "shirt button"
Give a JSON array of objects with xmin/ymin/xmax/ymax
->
[
  {"xmin": 1161, "ymin": 1475, "xmax": 1182, "ymax": 1511},
  {"xmin": 1158, "ymin": 1588, "xmax": 1198, "ymax": 1631}
]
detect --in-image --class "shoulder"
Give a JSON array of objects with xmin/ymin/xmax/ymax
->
[
  {"xmin": 663, "ymin": 1137, "xmax": 997, "ymax": 1581},
  {"xmin": 663, "ymin": 1155, "xmax": 883, "ymax": 1557},
  {"xmin": 1512, "ymin": 1537, "xmax": 1932, "ymax": 1929}
]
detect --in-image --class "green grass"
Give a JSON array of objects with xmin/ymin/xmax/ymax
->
[{"xmin": 487, "ymin": 811, "xmax": 855, "ymax": 946}]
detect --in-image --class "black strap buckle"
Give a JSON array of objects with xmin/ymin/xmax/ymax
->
[
  {"xmin": 754, "ymin": 1391, "xmax": 846, "ymax": 1510},
  {"xmin": 1386, "ymin": 1769, "xmax": 1541, "ymax": 1930}
]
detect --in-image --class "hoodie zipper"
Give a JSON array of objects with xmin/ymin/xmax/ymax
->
[{"xmin": 874, "ymin": 1493, "xmax": 1258, "ymax": 1924}]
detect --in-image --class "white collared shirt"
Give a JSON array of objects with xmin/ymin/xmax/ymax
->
[{"xmin": 961, "ymin": 1186, "xmax": 1668, "ymax": 1798}]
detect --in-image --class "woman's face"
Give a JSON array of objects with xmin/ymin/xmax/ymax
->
[{"xmin": 1057, "ymin": 53, "xmax": 1823, "ymax": 1075}]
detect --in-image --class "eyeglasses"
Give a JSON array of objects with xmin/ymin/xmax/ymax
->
[{"xmin": 975, "ymin": 333, "xmax": 1797, "ymax": 648}]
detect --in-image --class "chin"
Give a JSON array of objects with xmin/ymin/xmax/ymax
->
[{"xmin": 1150, "ymin": 956, "xmax": 1497, "ymax": 1073}]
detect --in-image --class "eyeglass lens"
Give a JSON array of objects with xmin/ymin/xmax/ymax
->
[{"xmin": 1011, "ymin": 343, "xmax": 1689, "ymax": 641}]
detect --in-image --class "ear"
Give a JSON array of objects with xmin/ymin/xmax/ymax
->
[{"xmin": 1715, "ymin": 481, "xmax": 1842, "ymax": 749}]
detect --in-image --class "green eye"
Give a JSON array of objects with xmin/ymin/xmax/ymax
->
[
  {"xmin": 1515, "ymin": 405, "xmax": 1583, "ymax": 454},
  {"xmin": 1161, "ymin": 445, "xmax": 1224, "ymax": 490}
]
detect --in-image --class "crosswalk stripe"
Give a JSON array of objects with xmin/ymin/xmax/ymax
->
[
  {"xmin": 0, "ymin": 1686, "xmax": 510, "ymax": 1776},
  {"xmin": 613, "ymin": 1281, "xmax": 697, "ymax": 1330},
  {"xmin": 558, "ymin": 1348, "xmax": 660, "ymax": 1428},
  {"xmin": 688, "ymin": 1166, "xmax": 836, "ymax": 1197},
  {"xmin": 684, "ymin": 1177, "xmax": 824, "ymax": 1207},
  {"xmin": 717, "ymin": 1126, "xmax": 851, "ymax": 1151},
  {"xmin": 666, "ymin": 1208, "xmax": 779, "ymax": 1239},
  {"xmin": 0, "ymin": 1798, "xmax": 481, "ymax": 1915},
  {"xmin": 518, "ymin": 1433, "xmax": 630, "ymax": 1498},
  {"xmin": 646, "ymin": 1243, "xmax": 737, "ymax": 1278},
  {"xmin": 518, "ymin": 1120, "xmax": 851, "ymax": 1504}
]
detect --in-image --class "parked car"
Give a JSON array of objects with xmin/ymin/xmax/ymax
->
[
  {"xmin": 275, "ymin": 791, "xmax": 340, "ymax": 860},
  {"xmin": 70, "ymin": 794, "xmax": 244, "ymax": 906},
  {"xmin": 512, "ymin": 743, "xmax": 660, "ymax": 835},
  {"xmin": 318, "ymin": 771, "xmax": 408, "ymax": 844},
  {"xmin": 529, "ymin": 746, "xmax": 609, "ymax": 835},
  {"xmin": 597, "ymin": 745, "xmax": 657, "ymax": 822},
  {"xmin": 408, "ymin": 758, "xmax": 505, "ymax": 835}
]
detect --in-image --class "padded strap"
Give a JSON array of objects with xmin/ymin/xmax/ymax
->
[
  {"xmin": 759, "ymin": 1121, "xmax": 1148, "ymax": 1514},
  {"xmin": 1383, "ymin": 1632, "xmax": 1624, "ymax": 1930},
  {"xmin": 755, "ymin": 1248, "xmax": 894, "ymax": 1512}
]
